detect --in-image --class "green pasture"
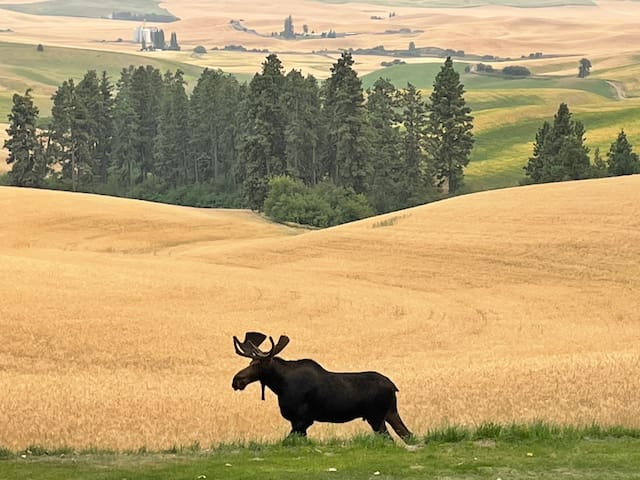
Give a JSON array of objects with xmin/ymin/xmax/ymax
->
[
  {"xmin": 363, "ymin": 61, "xmax": 616, "ymax": 98},
  {"xmin": 0, "ymin": 41, "xmax": 207, "ymax": 121},
  {"xmin": 0, "ymin": 0, "xmax": 173, "ymax": 19},
  {"xmin": 2, "ymin": 424, "xmax": 640, "ymax": 480}
]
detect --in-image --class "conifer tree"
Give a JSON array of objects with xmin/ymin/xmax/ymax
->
[
  {"xmin": 48, "ymin": 79, "xmax": 94, "ymax": 190},
  {"xmin": 366, "ymin": 77, "xmax": 403, "ymax": 212},
  {"xmin": 95, "ymin": 71, "xmax": 114, "ymax": 183},
  {"xmin": 424, "ymin": 56, "xmax": 474, "ymax": 194},
  {"xmin": 130, "ymin": 65, "xmax": 163, "ymax": 181},
  {"xmin": 398, "ymin": 82, "xmax": 436, "ymax": 206},
  {"xmin": 524, "ymin": 103, "xmax": 590, "ymax": 183},
  {"xmin": 75, "ymin": 70, "xmax": 113, "ymax": 185},
  {"xmin": 240, "ymin": 54, "xmax": 287, "ymax": 209},
  {"xmin": 322, "ymin": 52, "xmax": 370, "ymax": 193},
  {"xmin": 4, "ymin": 89, "xmax": 46, "ymax": 187},
  {"xmin": 110, "ymin": 70, "xmax": 139, "ymax": 189},
  {"xmin": 189, "ymin": 68, "xmax": 241, "ymax": 184},
  {"xmin": 283, "ymin": 70, "xmax": 322, "ymax": 185},
  {"xmin": 607, "ymin": 129, "xmax": 640, "ymax": 176},
  {"xmin": 155, "ymin": 70, "xmax": 189, "ymax": 186}
]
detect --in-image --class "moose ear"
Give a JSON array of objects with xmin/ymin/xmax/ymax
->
[
  {"xmin": 272, "ymin": 335, "xmax": 290, "ymax": 356},
  {"xmin": 244, "ymin": 332, "xmax": 267, "ymax": 348}
]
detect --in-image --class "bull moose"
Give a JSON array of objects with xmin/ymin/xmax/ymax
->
[{"xmin": 231, "ymin": 332, "xmax": 412, "ymax": 440}]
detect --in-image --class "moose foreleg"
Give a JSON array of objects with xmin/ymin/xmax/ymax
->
[{"xmin": 289, "ymin": 418, "xmax": 313, "ymax": 437}]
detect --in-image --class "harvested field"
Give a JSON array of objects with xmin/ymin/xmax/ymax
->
[{"xmin": 1, "ymin": 176, "xmax": 639, "ymax": 450}]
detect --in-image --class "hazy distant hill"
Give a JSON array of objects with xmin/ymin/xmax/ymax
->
[
  {"xmin": 315, "ymin": 0, "xmax": 595, "ymax": 7},
  {"xmin": 0, "ymin": 0, "xmax": 178, "ymax": 20}
]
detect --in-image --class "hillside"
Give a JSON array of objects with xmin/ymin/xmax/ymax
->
[{"xmin": 1, "ymin": 178, "xmax": 639, "ymax": 450}]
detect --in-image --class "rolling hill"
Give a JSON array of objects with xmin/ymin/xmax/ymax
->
[{"xmin": 1, "ymin": 177, "xmax": 639, "ymax": 449}]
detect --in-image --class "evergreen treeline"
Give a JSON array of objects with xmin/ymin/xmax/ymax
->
[
  {"xmin": 3, "ymin": 54, "xmax": 475, "ymax": 227},
  {"xmin": 523, "ymin": 103, "xmax": 640, "ymax": 183}
]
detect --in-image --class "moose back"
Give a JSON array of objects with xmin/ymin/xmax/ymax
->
[{"xmin": 231, "ymin": 332, "xmax": 412, "ymax": 440}]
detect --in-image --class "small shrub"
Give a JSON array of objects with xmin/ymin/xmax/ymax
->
[
  {"xmin": 264, "ymin": 176, "xmax": 374, "ymax": 228},
  {"xmin": 36, "ymin": 43, "xmax": 44, "ymax": 52},
  {"xmin": 502, "ymin": 65, "xmax": 531, "ymax": 77},
  {"xmin": 193, "ymin": 45, "xmax": 207, "ymax": 54}
]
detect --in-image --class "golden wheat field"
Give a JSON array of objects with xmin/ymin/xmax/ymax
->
[{"xmin": 1, "ymin": 177, "xmax": 639, "ymax": 450}]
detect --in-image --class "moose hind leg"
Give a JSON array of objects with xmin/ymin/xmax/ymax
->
[
  {"xmin": 385, "ymin": 409, "xmax": 412, "ymax": 440},
  {"xmin": 385, "ymin": 397, "xmax": 412, "ymax": 440},
  {"xmin": 366, "ymin": 416, "xmax": 390, "ymax": 437}
]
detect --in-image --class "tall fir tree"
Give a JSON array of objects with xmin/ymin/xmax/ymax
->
[
  {"xmin": 398, "ymin": 82, "xmax": 436, "ymax": 206},
  {"xmin": 607, "ymin": 129, "xmax": 640, "ymax": 176},
  {"xmin": 95, "ymin": 71, "xmax": 114, "ymax": 184},
  {"xmin": 283, "ymin": 70, "xmax": 323, "ymax": 185},
  {"xmin": 322, "ymin": 52, "xmax": 371, "ymax": 193},
  {"xmin": 48, "ymin": 79, "xmax": 94, "ymax": 191},
  {"xmin": 188, "ymin": 68, "xmax": 241, "ymax": 184},
  {"xmin": 524, "ymin": 103, "xmax": 590, "ymax": 183},
  {"xmin": 239, "ymin": 54, "xmax": 287, "ymax": 210},
  {"xmin": 365, "ymin": 77, "xmax": 403, "ymax": 213},
  {"xmin": 155, "ymin": 69, "xmax": 189, "ymax": 187},
  {"xmin": 75, "ymin": 70, "xmax": 113, "ymax": 185},
  {"xmin": 130, "ymin": 65, "xmax": 163, "ymax": 181},
  {"xmin": 110, "ymin": 71, "xmax": 139, "ymax": 189},
  {"xmin": 4, "ymin": 89, "xmax": 46, "ymax": 187},
  {"xmin": 424, "ymin": 57, "xmax": 474, "ymax": 194}
]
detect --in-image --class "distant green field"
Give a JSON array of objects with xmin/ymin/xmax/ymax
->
[
  {"xmin": 0, "ymin": 42, "xmax": 212, "ymax": 121},
  {"xmin": 0, "ymin": 0, "xmax": 174, "ymax": 19},
  {"xmin": 362, "ymin": 62, "xmax": 616, "ymax": 98}
]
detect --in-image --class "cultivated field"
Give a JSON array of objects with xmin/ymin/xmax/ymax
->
[
  {"xmin": 1, "ymin": 177, "xmax": 639, "ymax": 450},
  {"xmin": 1, "ymin": 0, "xmax": 640, "ymax": 73}
]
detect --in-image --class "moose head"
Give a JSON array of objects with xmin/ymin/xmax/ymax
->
[{"xmin": 231, "ymin": 331, "xmax": 290, "ymax": 400}]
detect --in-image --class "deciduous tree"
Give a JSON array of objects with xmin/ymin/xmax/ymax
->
[{"xmin": 578, "ymin": 58, "xmax": 592, "ymax": 78}]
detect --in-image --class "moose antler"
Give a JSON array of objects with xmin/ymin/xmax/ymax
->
[{"xmin": 233, "ymin": 332, "xmax": 290, "ymax": 359}]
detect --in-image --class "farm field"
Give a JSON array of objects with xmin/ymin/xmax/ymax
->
[
  {"xmin": 2, "ymin": 0, "xmax": 640, "ymax": 67},
  {"xmin": 3, "ymin": 0, "xmax": 640, "ymax": 191},
  {"xmin": 1, "ymin": 176, "xmax": 639, "ymax": 450}
]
